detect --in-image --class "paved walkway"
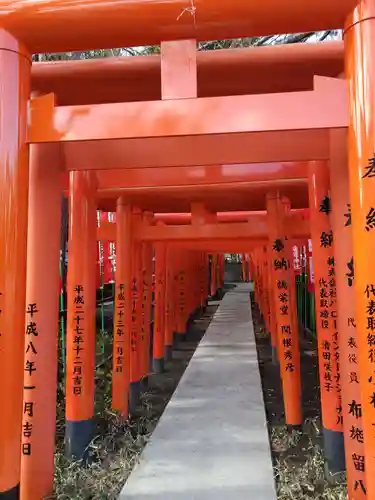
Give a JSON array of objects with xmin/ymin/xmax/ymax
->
[{"xmin": 119, "ymin": 283, "xmax": 276, "ymax": 500}]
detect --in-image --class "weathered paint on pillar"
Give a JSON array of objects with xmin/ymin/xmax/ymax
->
[
  {"xmin": 112, "ymin": 200, "xmax": 132, "ymax": 417},
  {"xmin": 329, "ymin": 129, "xmax": 365, "ymax": 498},
  {"xmin": 65, "ymin": 171, "xmax": 97, "ymax": 459},
  {"xmin": 153, "ymin": 243, "xmax": 166, "ymax": 374},
  {"xmin": 308, "ymin": 161, "xmax": 345, "ymax": 475},
  {"xmin": 267, "ymin": 194, "xmax": 302, "ymax": 426},
  {"xmin": 345, "ymin": 3, "xmax": 375, "ymax": 494},
  {"xmin": 20, "ymin": 144, "xmax": 62, "ymax": 500},
  {"xmin": 0, "ymin": 30, "xmax": 31, "ymax": 499}
]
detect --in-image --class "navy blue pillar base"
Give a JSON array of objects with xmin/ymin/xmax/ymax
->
[
  {"xmin": 129, "ymin": 380, "xmax": 141, "ymax": 414},
  {"xmin": 153, "ymin": 357, "xmax": 164, "ymax": 374},
  {"xmin": 65, "ymin": 418, "xmax": 94, "ymax": 460},
  {"xmin": 0, "ymin": 484, "xmax": 19, "ymax": 499},
  {"xmin": 323, "ymin": 427, "xmax": 345, "ymax": 476},
  {"xmin": 140, "ymin": 376, "xmax": 149, "ymax": 392},
  {"xmin": 164, "ymin": 345, "xmax": 173, "ymax": 362}
]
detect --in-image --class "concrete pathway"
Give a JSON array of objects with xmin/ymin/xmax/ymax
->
[{"xmin": 119, "ymin": 283, "xmax": 276, "ymax": 500}]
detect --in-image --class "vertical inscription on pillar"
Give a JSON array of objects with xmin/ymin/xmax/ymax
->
[
  {"xmin": 141, "ymin": 267, "xmax": 148, "ymax": 347},
  {"xmin": 72, "ymin": 285, "xmax": 85, "ymax": 396},
  {"xmin": 314, "ymin": 193, "xmax": 342, "ymax": 433},
  {"xmin": 178, "ymin": 268, "xmax": 185, "ymax": 320},
  {"xmin": 319, "ymin": 255, "xmax": 341, "ymax": 419},
  {"xmin": 22, "ymin": 302, "xmax": 39, "ymax": 456},
  {"xmin": 263, "ymin": 248, "xmax": 271, "ymax": 328},
  {"xmin": 272, "ymin": 239, "xmax": 295, "ymax": 375},
  {"xmin": 131, "ymin": 277, "xmax": 138, "ymax": 356},
  {"xmin": 115, "ymin": 284, "xmax": 125, "ymax": 373}
]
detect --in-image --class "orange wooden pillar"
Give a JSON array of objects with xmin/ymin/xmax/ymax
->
[
  {"xmin": 129, "ymin": 233, "xmax": 142, "ymax": 413},
  {"xmin": 242, "ymin": 255, "xmax": 247, "ymax": 282},
  {"xmin": 261, "ymin": 247, "xmax": 271, "ymax": 331},
  {"xmin": 193, "ymin": 252, "xmax": 201, "ymax": 312},
  {"xmin": 153, "ymin": 243, "xmax": 166, "ymax": 374},
  {"xmin": 164, "ymin": 247, "xmax": 174, "ymax": 362},
  {"xmin": 252, "ymin": 250, "xmax": 260, "ymax": 305},
  {"xmin": 65, "ymin": 171, "xmax": 97, "ymax": 459},
  {"xmin": 160, "ymin": 37, "xmax": 196, "ymax": 345},
  {"xmin": 308, "ymin": 161, "xmax": 345, "ymax": 474},
  {"xmin": 261, "ymin": 246, "xmax": 272, "ymax": 341},
  {"xmin": 329, "ymin": 129, "xmax": 365, "ymax": 498},
  {"xmin": 140, "ymin": 241, "xmax": 153, "ymax": 390},
  {"xmin": 20, "ymin": 145, "xmax": 61, "ymax": 500},
  {"xmin": 185, "ymin": 251, "xmax": 193, "ymax": 320},
  {"xmin": 199, "ymin": 252, "xmax": 208, "ymax": 310},
  {"xmin": 345, "ymin": 4, "xmax": 375, "ymax": 494},
  {"xmin": 282, "ymin": 199, "xmax": 302, "ymax": 368},
  {"xmin": 257, "ymin": 250, "xmax": 264, "ymax": 314},
  {"xmin": 259, "ymin": 248, "xmax": 266, "ymax": 317},
  {"xmin": 267, "ymin": 194, "xmax": 302, "ymax": 427},
  {"xmin": 0, "ymin": 31, "xmax": 30, "ymax": 499},
  {"xmin": 112, "ymin": 200, "xmax": 132, "ymax": 417},
  {"xmin": 210, "ymin": 254, "xmax": 217, "ymax": 298},
  {"xmin": 206, "ymin": 253, "xmax": 210, "ymax": 304},
  {"xmin": 266, "ymin": 243, "xmax": 278, "ymax": 364},
  {"xmin": 185, "ymin": 251, "xmax": 199, "ymax": 331},
  {"xmin": 176, "ymin": 251, "xmax": 187, "ymax": 340},
  {"xmin": 248, "ymin": 254, "xmax": 253, "ymax": 282},
  {"xmin": 218, "ymin": 254, "xmax": 225, "ymax": 290}
]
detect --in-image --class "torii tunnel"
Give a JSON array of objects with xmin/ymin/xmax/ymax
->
[{"xmin": 0, "ymin": 0, "xmax": 375, "ymax": 498}]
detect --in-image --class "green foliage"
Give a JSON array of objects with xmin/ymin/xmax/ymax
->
[{"xmin": 33, "ymin": 30, "xmax": 342, "ymax": 62}]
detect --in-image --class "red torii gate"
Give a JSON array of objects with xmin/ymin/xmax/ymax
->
[{"xmin": 0, "ymin": 0, "xmax": 372, "ymax": 499}]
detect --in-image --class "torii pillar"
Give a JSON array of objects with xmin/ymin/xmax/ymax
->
[
  {"xmin": 308, "ymin": 161, "xmax": 345, "ymax": 476},
  {"xmin": 65, "ymin": 171, "xmax": 97, "ymax": 459},
  {"xmin": 329, "ymin": 129, "xmax": 365, "ymax": 498},
  {"xmin": 20, "ymin": 144, "xmax": 62, "ymax": 500},
  {"xmin": 345, "ymin": 1, "xmax": 375, "ymax": 495},
  {"xmin": 0, "ymin": 30, "xmax": 31, "ymax": 499}
]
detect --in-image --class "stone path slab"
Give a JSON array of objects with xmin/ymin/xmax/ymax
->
[{"xmin": 119, "ymin": 283, "xmax": 276, "ymax": 500}]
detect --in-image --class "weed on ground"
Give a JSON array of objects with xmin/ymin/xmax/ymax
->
[
  {"xmin": 52, "ymin": 305, "xmax": 217, "ymax": 499},
  {"xmin": 252, "ymin": 298, "xmax": 347, "ymax": 500}
]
